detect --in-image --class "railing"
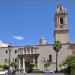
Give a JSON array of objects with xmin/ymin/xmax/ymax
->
[{"xmin": 18, "ymin": 46, "xmax": 39, "ymax": 55}]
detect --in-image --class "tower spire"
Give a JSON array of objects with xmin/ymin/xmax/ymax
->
[{"xmin": 54, "ymin": 4, "xmax": 69, "ymax": 43}]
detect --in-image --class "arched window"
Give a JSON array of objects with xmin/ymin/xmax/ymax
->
[
  {"xmin": 60, "ymin": 17, "xmax": 63, "ymax": 25},
  {"xmin": 15, "ymin": 50, "xmax": 17, "ymax": 53},
  {"xmin": 6, "ymin": 50, "xmax": 8, "ymax": 54},
  {"xmin": 15, "ymin": 58, "xmax": 17, "ymax": 62}
]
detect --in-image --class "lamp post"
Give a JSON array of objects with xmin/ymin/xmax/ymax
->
[{"xmin": 8, "ymin": 44, "xmax": 12, "ymax": 75}]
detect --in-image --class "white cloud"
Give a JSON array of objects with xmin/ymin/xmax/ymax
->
[{"xmin": 13, "ymin": 36, "xmax": 24, "ymax": 40}]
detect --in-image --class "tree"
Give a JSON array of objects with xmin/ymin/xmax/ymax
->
[
  {"xmin": 63, "ymin": 56, "xmax": 75, "ymax": 67},
  {"xmin": 53, "ymin": 41, "xmax": 62, "ymax": 72},
  {"xmin": 10, "ymin": 61, "xmax": 18, "ymax": 70},
  {"xmin": 62, "ymin": 56, "xmax": 75, "ymax": 74}
]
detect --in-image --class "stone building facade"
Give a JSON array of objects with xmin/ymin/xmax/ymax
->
[{"xmin": 0, "ymin": 4, "xmax": 74, "ymax": 72}]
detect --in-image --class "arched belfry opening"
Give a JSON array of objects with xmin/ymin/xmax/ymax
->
[{"xmin": 60, "ymin": 17, "xmax": 63, "ymax": 25}]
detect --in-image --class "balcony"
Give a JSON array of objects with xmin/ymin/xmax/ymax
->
[{"xmin": 18, "ymin": 46, "xmax": 39, "ymax": 55}]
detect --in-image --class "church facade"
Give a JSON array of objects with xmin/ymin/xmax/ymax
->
[{"xmin": 0, "ymin": 4, "xmax": 74, "ymax": 72}]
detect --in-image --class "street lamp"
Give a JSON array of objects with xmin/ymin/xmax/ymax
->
[{"xmin": 8, "ymin": 44, "xmax": 12, "ymax": 75}]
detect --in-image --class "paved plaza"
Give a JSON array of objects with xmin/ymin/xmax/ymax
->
[{"xmin": 15, "ymin": 73, "xmax": 65, "ymax": 75}]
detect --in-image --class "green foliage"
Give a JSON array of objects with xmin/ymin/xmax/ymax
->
[
  {"xmin": 58, "ymin": 63, "xmax": 65, "ymax": 70},
  {"xmin": 53, "ymin": 41, "xmax": 62, "ymax": 52},
  {"xmin": 0, "ymin": 64, "xmax": 9, "ymax": 70},
  {"xmin": 59, "ymin": 63, "xmax": 65, "ymax": 67},
  {"xmin": 27, "ymin": 62, "xmax": 36, "ymax": 73},
  {"xmin": 59, "ymin": 56, "xmax": 75, "ymax": 74},
  {"xmin": 3, "ymin": 65, "xmax": 9, "ymax": 70},
  {"xmin": 30, "ymin": 62, "xmax": 36, "ymax": 69},
  {"xmin": 71, "ymin": 69, "xmax": 75, "ymax": 74},
  {"xmin": 10, "ymin": 61, "xmax": 18, "ymax": 70},
  {"xmin": 44, "ymin": 63, "xmax": 50, "ymax": 68},
  {"xmin": 53, "ymin": 41, "xmax": 62, "ymax": 72},
  {"xmin": 63, "ymin": 56, "xmax": 75, "ymax": 66},
  {"xmin": 0, "ymin": 64, "xmax": 4, "ymax": 68}
]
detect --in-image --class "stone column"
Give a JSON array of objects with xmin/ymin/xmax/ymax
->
[
  {"xmin": 37, "ymin": 57, "xmax": 39, "ymax": 69},
  {"xmin": 18, "ymin": 58, "xmax": 21, "ymax": 73},
  {"xmin": 65, "ymin": 16, "xmax": 67, "ymax": 25},
  {"xmin": 33, "ymin": 56, "xmax": 35, "ymax": 69},
  {"xmin": 19, "ymin": 58, "xmax": 21, "ymax": 69},
  {"xmin": 23, "ymin": 57, "xmax": 25, "ymax": 73}
]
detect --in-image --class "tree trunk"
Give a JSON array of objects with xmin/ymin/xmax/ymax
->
[{"xmin": 56, "ymin": 52, "xmax": 58, "ymax": 73}]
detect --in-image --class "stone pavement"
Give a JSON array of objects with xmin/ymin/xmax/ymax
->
[{"xmin": 15, "ymin": 73, "xmax": 65, "ymax": 75}]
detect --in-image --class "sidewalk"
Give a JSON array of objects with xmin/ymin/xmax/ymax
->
[{"xmin": 15, "ymin": 73, "xmax": 65, "ymax": 75}]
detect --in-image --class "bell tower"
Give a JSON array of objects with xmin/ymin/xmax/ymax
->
[{"xmin": 54, "ymin": 4, "xmax": 69, "ymax": 43}]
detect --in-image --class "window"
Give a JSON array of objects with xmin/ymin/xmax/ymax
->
[
  {"xmin": 49, "ymin": 55, "xmax": 52, "ymax": 62},
  {"xmin": 19, "ymin": 48, "xmax": 23, "ymax": 54},
  {"xmin": 35, "ymin": 57, "xmax": 38, "ymax": 68},
  {"xmin": 15, "ymin": 58, "xmax": 17, "ymax": 62},
  {"xmin": 15, "ymin": 50, "xmax": 17, "ymax": 53},
  {"xmin": 27, "ymin": 47, "xmax": 30, "ymax": 53},
  {"xmin": 24, "ymin": 50, "xmax": 26, "ymax": 54},
  {"xmin": 31, "ymin": 49, "xmax": 33, "ymax": 53},
  {"xmin": 6, "ymin": 50, "xmax": 8, "ymax": 54},
  {"xmin": 60, "ymin": 17, "xmax": 63, "ymax": 25},
  {"xmin": 5, "ymin": 59, "xmax": 8, "ymax": 63},
  {"xmin": 31, "ymin": 47, "xmax": 33, "ymax": 53}
]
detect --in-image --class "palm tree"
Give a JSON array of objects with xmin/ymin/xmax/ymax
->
[
  {"xmin": 10, "ymin": 61, "xmax": 18, "ymax": 70},
  {"xmin": 53, "ymin": 41, "xmax": 62, "ymax": 72},
  {"xmin": 63, "ymin": 56, "xmax": 75, "ymax": 67}
]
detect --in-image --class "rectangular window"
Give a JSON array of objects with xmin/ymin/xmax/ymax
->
[
  {"xmin": 27, "ymin": 47, "xmax": 30, "ymax": 53},
  {"xmin": 31, "ymin": 47, "xmax": 33, "ymax": 53},
  {"xmin": 6, "ymin": 50, "xmax": 8, "ymax": 54},
  {"xmin": 5, "ymin": 59, "xmax": 8, "ymax": 63},
  {"xmin": 49, "ymin": 55, "xmax": 52, "ymax": 62},
  {"xmin": 19, "ymin": 48, "xmax": 23, "ymax": 54},
  {"xmin": 15, "ymin": 58, "xmax": 17, "ymax": 62},
  {"xmin": 15, "ymin": 50, "xmax": 17, "ymax": 53},
  {"xmin": 24, "ymin": 50, "xmax": 26, "ymax": 54}
]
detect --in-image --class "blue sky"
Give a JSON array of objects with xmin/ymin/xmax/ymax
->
[{"xmin": 0, "ymin": 0, "xmax": 75, "ymax": 46}]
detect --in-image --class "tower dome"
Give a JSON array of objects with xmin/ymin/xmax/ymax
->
[{"xmin": 39, "ymin": 37, "xmax": 47, "ymax": 45}]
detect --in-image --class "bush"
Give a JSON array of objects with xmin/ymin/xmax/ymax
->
[
  {"xmin": 71, "ymin": 68, "xmax": 75, "ymax": 74},
  {"xmin": 27, "ymin": 63, "xmax": 35, "ymax": 73},
  {"xmin": 10, "ymin": 61, "xmax": 18, "ymax": 70},
  {"xmin": 59, "ymin": 66, "xmax": 75, "ymax": 74},
  {"xmin": 0, "ymin": 64, "xmax": 9, "ymax": 70}
]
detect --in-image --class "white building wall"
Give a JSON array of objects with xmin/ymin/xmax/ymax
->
[
  {"xmin": 36, "ymin": 44, "xmax": 72, "ymax": 71},
  {"xmin": 0, "ymin": 44, "xmax": 72, "ymax": 71}
]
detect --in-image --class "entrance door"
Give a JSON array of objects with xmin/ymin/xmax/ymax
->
[{"xmin": 25, "ymin": 62, "xmax": 30, "ymax": 72}]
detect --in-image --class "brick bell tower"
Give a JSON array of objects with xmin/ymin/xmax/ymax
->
[{"xmin": 54, "ymin": 4, "xmax": 69, "ymax": 43}]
